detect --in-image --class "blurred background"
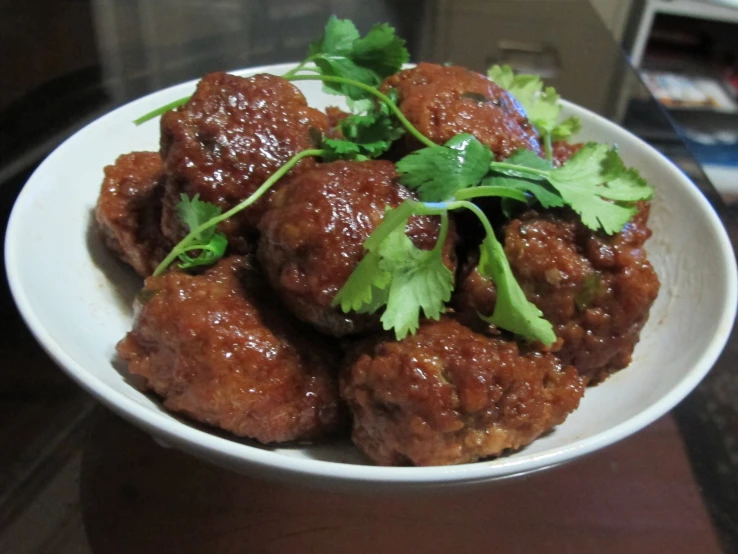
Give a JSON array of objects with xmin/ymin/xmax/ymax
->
[{"xmin": 3, "ymin": 0, "xmax": 738, "ymax": 203}]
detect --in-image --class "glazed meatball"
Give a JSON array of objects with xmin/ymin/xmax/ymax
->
[
  {"xmin": 160, "ymin": 72, "xmax": 328, "ymax": 251},
  {"xmin": 551, "ymin": 141, "xmax": 584, "ymax": 167},
  {"xmin": 342, "ymin": 317, "xmax": 584, "ymax": 466},
  {"xmin": 381, "ymin": 63, "xmax": 542, "ymax": 159},
  {"xmin": 95, "ymin": 152, "xmax": 170, "ymax": 277},
  {"xmin": 116, "ymin": 256, "xmax": 345, "ymax": 443},
  {"xmin": 325, "ymin": 106, "xmax": 349, "ymax": 138},
  {"xmin": 455, "ymin": 204, "xmax": 660, "ymax": 383},
  {"xmin": 258, "ymin": 160, "xmax": 456, "ymax": 337}
]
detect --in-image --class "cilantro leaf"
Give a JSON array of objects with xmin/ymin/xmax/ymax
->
[
  {"xmin": 503, "ymin": 148, "xmax": 554, "ymax": 171},
  {"xmin": 351, "ymin": 23, "xmax": 409, "ymax": 79},
  {"xmin": 483, "ymin": 174, "xmax": 564, "ymax": 209},
  {"xmin": 332, "ymin": 250, "xmax": 391, "ymax": 313},
  {"xmin": 484, "ymin": 149, "xmax": 564, "ymax": 209},
  {"xmin": 178, "ymin": 233, "xmax": 228, "ymax": 268},
  {"xmin": 377, "ymin": 223, "xmax": 454, "ymax": 337},
  {"xmin": 332, "ymin": 205, "xmax": 453, "ymax": 340},
  {"xmin": 477, "ymin": 234, "xmax": 555, "ymax": 345},
  {"xmin": 320, "ymin": 90, "xmax": 405, "ymax": 161},
  {"xmin": 526, "ymin": 86, "xmax": 561, "ymax": 134},
  {"xmin": 547, "ymin": 143, "xmax": 648, "ymax": 234},
  {"xmin": 308, "ymin": 17, "xmax": 408, "ymax": 101},
  {"xmin": 396, "ymin": 134, "xmax": 492, "ymax": 201},
  {"xmin": 487, "ymin": 144, "xmax": 654, "ymax": 234},
  {"xmin": 321, "ymin": 137, "xmax": 361, "ymax": 159},
  {"xmin": 176, "ymin": 194, "xmax": 221, "ymax": 242},
  {"xmin": 488, "ymin": 64, "xmax": 582, "ymax": 148},
  {"xmin": 551, "ymin": 116, "xmax": 582, "ymax": 141},
  {"xmin": 310, "ymin": 16, "xmax": 359, "ymax": 54},
  {"xmin": 174, "ymin": 194, "xmax": 228, "ymax": 269}
]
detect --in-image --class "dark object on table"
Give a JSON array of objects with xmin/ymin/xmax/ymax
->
[{"xmin": 116, "ymin": 256, "xmax": 345, "ymax": 444}]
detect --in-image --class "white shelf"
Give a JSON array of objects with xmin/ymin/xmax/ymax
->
[
  {"xmin": 702, "ymin": 164, "xmax": 738, "ymax": 198},
  {"xmin": 631, "ymin": 0, "xmax": 738, "ymax": 67}
]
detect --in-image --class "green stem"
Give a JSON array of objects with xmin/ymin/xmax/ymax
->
[
  {"xmin": 488, "ymin": 161, "xmax": 550, "ymax": 179},
  {"xmin": 363, "ymin": 200, "xmax": 419, "ymax": 251},
  {"xmin": 287, "ymin": 74, "xmax": 437, "ymax": 149},
  {"xmin": 281, "ymin": 55, "xmax": 319, "ymax": 79},
  {"xmin": 453, "ymin": 186, "xmax": 528, "ymax": 202},
  {"xmin": 134, "ymin": 96, "xmax": 191, "ymax": 126},
  {"xmin": 543, "ymin": 132, "xmax": 553, "ymax": 161},
  {"xmin": 431, "ymin": 212, "xmax": 449, "ymax": 256},
  {"xmin": 453, "ymin": 201, "xmax": 496, "ymax": 240},
  {"xmin": 153, "ymin": 148, "xmax": 324, "ymax": 276}
]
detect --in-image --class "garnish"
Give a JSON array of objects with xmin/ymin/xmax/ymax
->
[
  {"xmin": 393, "ymin": 134, "xmax": 652, "ymax": 234},
  {"xmin": 133, "ymin": 97, "xmax": 190, "ymax": 126},
  {"xmin": 174, "ymin": 194, "xmax": 228, "ymax": 269},
  {"xmin": 333, "ymin": 197, "xmax": 554, "ymax": 343},
  {"xmin": 488, "ymin": 64, "xmax": 582, "ymax": 159},
  {"xmin": 152, "ymin": 148, "xmax": 322, "ymax": 276},
  {"xmin": 334, "ymin": 208, "xmax": 454, "ymax": 338},
  {"xmin": 481, "ymin": 150, "xmax": 564, "ymax": 210},
  {"xmin": 477, "ymin": 231, "xmax": 555, "ymax": 343},
  {"xmin": 146, "ymin": 16, "xmax": 653, "ymax": 346},
  {"xmin": 395, "ymin": 134, "xmax": 492, "ymax": 201},
  {"xmin": 321, "ymin": 89, "xmax": 405, "ymax": 160},
  {"xmin": 135, "ymin": 16, "xmax": 408, "ymax": 125},
  {"xmin": 291, "ymin": 17, "xmax": 409, "ymax": 102},
  {"xmin": 488, "ymin": 143, "xmax": 652, "ymax": 234}
]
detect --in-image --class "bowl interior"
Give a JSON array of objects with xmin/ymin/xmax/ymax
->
[{"xmin": 6, "ymin": 63, "xmax": 736, "ymax": 486}]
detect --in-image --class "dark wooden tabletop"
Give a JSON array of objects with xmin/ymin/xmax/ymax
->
[{"xmin": 0, "ymin": 410, "xmax": 723, "ymax": 553}]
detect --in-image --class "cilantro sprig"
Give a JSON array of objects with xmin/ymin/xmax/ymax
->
[
  {"xmin": 487, "ymin": 143, "xmax": 653, "ymax": 234},
  {"xmin": 320, "ymin": 89, "xmax": 405, "ymax": 160},
  {"xmin": 144, "ymin": 16, "xmax": 653, "ymax": 346},
  {"xmin": 152, "ymin": 148, "xmax": 322, "ymax": 276},
  {"xmin": 286, "ymin": 17, "xmax": 408, "ymax": 103},
  {"xmin": 334, "ymin": 206, "xmax": 454, "ymax": 338},
  {"xmin": 332, "ymin": 196, "xmax": 555, "ymax": 343},
  {"xmin": 174, "ymin": 195, "xmax": 228, "ymax": 269},
  {"xmin": 330, "ymin": 133, "xmax": 651, "ymax": 342},
  {"xmin": 488, "ymin": 64, "xmax": 582, "ymax": 159}
]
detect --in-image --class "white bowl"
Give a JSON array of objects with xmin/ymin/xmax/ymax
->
[{"xmin": 6, "ymin": 62, "xmax": 737, "ymax": 489}]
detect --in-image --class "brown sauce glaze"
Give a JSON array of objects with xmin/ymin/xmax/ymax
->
[
  {"xmin": 117, "ymin": 256, "xmax": 346, "ymax": 444},
  {"xmin": 341, "ymin": 317, "xmax": 585, "ymax": 466},
  {"xmin": 258, "ymin": 160, "xmax": 456, "ymax": 337},
  {"xmin": 160, "ymin": 72, "xmax": 328, "ymax": 252},
  {"xmin": 95, "ymin": 152, "xmax": 170, "ymax": 277},
  {"xmin": 455, "ymin": 203, "xmax": 660, "ymax": 383},
  {"xmin": 381, "ymin": 63, "xmax": 542, "ymax": 160}
]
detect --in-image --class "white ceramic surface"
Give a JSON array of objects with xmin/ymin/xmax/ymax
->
[{"xmin": 6, "ymin": 62, "xmax": 737, "ymax": 489}]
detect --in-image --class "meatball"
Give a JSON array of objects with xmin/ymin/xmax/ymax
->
[
  {"xmin": 160, "ymin": 72, "xmax": 328, "ymax": 251},
  {"xmin": 95, "ymin": 152, "xmax": 170, "ymax": 277},
  {"xmin": 551, "ymin": 141, "xmax": 584, "ymax": 167},
  {"xmin": 455, "ymin": 204, "xmax": 660, "ymax": 383},
  {"xmin": 325, "ymin": 106, "xmax": 349, "ymax": 138},
  {"xmin": 258, "ymin": 160, "xmax": 456, "ymax": 337},
  {"xmin": 116, "ymin": 256, "xmax": 345, "ymax": 443},
  {"xmin": 380, "ymin": 63, "xmax": 542, "ymax": 159},
  {"xmin": 341, "ymin": 317, "xmax": 584, "ymax": 466}
]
